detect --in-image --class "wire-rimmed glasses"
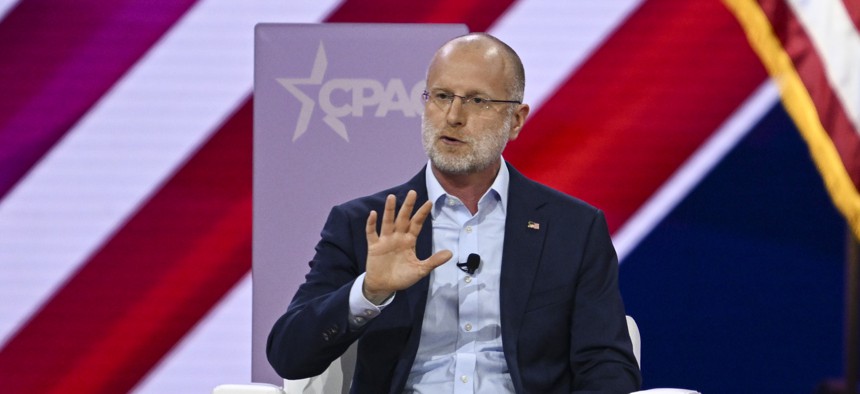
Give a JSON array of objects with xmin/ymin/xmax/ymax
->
[{"xmin": 422, "ymin": 90, "xmax": 521, "ymax": 112}]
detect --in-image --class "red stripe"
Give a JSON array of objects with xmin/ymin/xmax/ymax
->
[
  {"xmin": 504, "ymin": 0, "xmax": 769, "ymax": 232},
  {"xmin": 760, "ymin": 0, "xmax": 860, "ymax": 188},
  {"xmin": 0, "ymin": 103, "xmax": 252, "ymax": 393},
  {"xmin": 325, "ymin": 0, "xmax": 515, "ymax": 31},
  {"xmin": 841, "ymin": 0, "xmax": 860, "ymax": 32},
  {"xmin": 0, "ymin": 0, "xmax": 198, "ymax": 199},
  {"xmin": 0, "ymin": 1, "xmax": 522, "ymax": 392},
  {"xmin": 55, "ymin": 198, "xmax": 252, "ymax": 393}
]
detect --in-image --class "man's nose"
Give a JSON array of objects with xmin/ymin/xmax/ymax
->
[{"xmin": 446, "ymin": 96, "xmax": 466, "ymax": 126}]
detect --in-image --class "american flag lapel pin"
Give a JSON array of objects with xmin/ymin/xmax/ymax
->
[{"xmin": 527, "ymin": 221, "xmax": 540, "ymax": 230}]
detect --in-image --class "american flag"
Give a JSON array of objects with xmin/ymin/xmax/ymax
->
[{"xmin": 0, "ymin": 0, "xmax": 856, "ymax": 392}]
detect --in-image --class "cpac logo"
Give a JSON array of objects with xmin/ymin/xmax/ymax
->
[{"xmin": 277, "ymin": 42, "xmax": 425, "ymax": 142}]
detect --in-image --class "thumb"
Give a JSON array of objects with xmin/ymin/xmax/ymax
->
[{"xmin": 423, "ymin": 249, "xmax": 453, "ymax": 270}]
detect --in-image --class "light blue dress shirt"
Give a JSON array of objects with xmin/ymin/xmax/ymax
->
[{"xmin": 348, "ymin": 160, "xmax": 513, "ymax": 393}]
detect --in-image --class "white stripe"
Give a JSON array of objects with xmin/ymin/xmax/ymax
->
[
  {"xmin": 0, "ymin": 0, "xmax": 19, "ymax": 22},
  {"xmin": 613, "ymin": 80, "xmax": 780, "ymax": 261},
  {"xmin": 131, "ymin": 274, "xmax": 253, "ymax": 394},
  {"xmin": 110, "ymin": 3, "xmax": 343, "ymax": 390},
  {"xmin": 489, "ymin": 0, "xmax": 643, "ymax": 109},
  {"xmin": 0, "ymin": 0, "xmax": 340, "ymax": 348},
  {"xmin": 786, "ymin": 0, "xmax": 860, "ymax": 134}
]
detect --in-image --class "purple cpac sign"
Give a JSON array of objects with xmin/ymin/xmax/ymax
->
[{"xmin": 253, "ymin": 23, "xmax": 468, "ymax": 383}]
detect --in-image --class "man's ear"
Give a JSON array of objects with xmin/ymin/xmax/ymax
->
[{"xmin": 508, "ymin": 103, "xmax": 530, "ymax": 141}]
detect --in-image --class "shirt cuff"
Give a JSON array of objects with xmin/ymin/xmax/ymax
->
[{"xmin": 348, "ymin": 272, "xmax": 394, "ymax": 328}]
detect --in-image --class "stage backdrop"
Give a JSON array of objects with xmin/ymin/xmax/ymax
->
[
  {"xmin": 0, "ymin": 2, "xmax": 849, "ymax": 393},
  {"xmin": 253, "ymin": 23, "xmax": 468, "ymax": 384}
]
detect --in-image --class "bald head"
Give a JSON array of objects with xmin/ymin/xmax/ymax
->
[{"xmin": 428, "ymin": 33, "xmax": 525, "ymax": 102}]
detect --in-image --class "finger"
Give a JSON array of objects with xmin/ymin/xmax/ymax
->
[
  {"xmin": 395, "ymin": 190, "xmax": 417, "ymax": 233},
  {"xmin": 380, "ymin": 194, "xmax": 396, "ymax": 235},
  {"xmin": 365, "ymin": 210, "xmax": 379, "ymax": 244},
  {"xmin": 409, "ymin": 200, "xmax": 433, "ymax": 236},
  {"xmin": 422, "ymin": 249, "xmax": 453, "ymax": 270}
]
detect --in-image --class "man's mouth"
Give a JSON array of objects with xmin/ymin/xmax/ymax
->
[{"xmin": 440, "ymin": 135, "xmax": 464, "ymax": 144}]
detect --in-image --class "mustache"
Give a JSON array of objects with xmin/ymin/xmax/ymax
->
[{"xmin": 423, "ymin": 122, "xmax": 470, "ymax": 144}]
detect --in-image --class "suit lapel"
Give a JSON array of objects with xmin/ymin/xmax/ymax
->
[
  {"xmin": 389, "ymin": 168, "xmax": 433, "ymax": 393},
  {"xmin": 500, "ymin": 165, "xmax": 548, "ymax": 389},
  {"xmin": 394, "ymin": 169, "xmax": 433, "ymax": 320}
]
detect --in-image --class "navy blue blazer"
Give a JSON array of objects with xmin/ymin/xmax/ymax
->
[{"xmin": 267, "ymin": 163, "xmax": 641, "ymax": 393}]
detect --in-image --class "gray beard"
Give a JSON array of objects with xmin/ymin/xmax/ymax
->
[{"xmin": 421, "ymin": 115, "xmax": 511, "ymax": 175}]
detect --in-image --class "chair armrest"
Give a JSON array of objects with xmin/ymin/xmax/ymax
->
[{"xmin": 626, "ymin": 315, "xmax": 641, "ymax": 367}]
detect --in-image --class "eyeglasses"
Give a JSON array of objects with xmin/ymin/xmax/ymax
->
[{"xmin": 422, "ymin": 90, "xmax": 521, "ymax": 112}]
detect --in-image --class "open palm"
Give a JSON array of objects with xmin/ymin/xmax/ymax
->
[{"xmin": 363, "ymin": 190, "xmax": 452, "ymax": 303}]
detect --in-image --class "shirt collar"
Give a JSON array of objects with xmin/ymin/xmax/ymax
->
[{"xmin": 425, "ymin": 158, "xmax": 510, "ymax": 218}]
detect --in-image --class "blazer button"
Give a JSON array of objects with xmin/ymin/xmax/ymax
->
[{"xmin": 322, "ymin": 332, "xmax": 330, "ymax": 342}]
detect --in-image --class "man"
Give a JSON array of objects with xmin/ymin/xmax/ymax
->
[{"xmin": 267, "ymin": 33, "xmax": 641, "ymax": 393}]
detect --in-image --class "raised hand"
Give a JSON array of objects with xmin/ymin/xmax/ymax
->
[{"xmin": 363, "ymin": 190, "xmax": 453, "ymax": 304}]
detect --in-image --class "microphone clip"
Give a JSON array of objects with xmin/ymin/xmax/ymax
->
[{"xmin": 456, "ymin": 253, "xmax": 481, "ymax": 275}]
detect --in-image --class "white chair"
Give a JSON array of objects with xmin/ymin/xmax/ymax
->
[{"xmin": 214, "ymin": 316, "xmax": 700, "ymax": 394}]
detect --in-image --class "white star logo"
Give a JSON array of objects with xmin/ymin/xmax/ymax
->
[{"xmin": 276, "ymin": 42, "xmax": 349, "ymax": 142}]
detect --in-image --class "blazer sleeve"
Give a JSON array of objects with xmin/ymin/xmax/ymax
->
[
  {"xmin": 569, "ymin": 210, "xmax": 642, "ymax": 393},
  {"xmin": 266, "ymin": 203, "xmax": 367, "ymax": 379}
]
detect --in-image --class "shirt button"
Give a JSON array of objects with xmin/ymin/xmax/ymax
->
[
  {"xmin": 354, "ymin": 316, "xmax": 365, "ymax": 324},
  {"xmin": 447, "ymin": 198, "xmax": 456, "ymax": 206},
  {"xmin": 464, "ymin": 276, "xmax": 472, "ymax": 283},
  {"xmin": 460, "ymin": 375, "xmax": 469, "ymax": 383},
  {"xmin": 464, "ymin": 323, "xmax": 472, "ymax": 331},
  {"xmin": 464, "ymin": 226, "xmax": 472, "ymax": 233},
  {"xmin": 363, "ymin": 309, "xmax": 373, "ymax": 316}
]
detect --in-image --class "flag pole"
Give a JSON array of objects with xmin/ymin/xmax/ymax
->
[{"xmin": 847, "ymin": 229, "xmax": 859, "ymax": 394}]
